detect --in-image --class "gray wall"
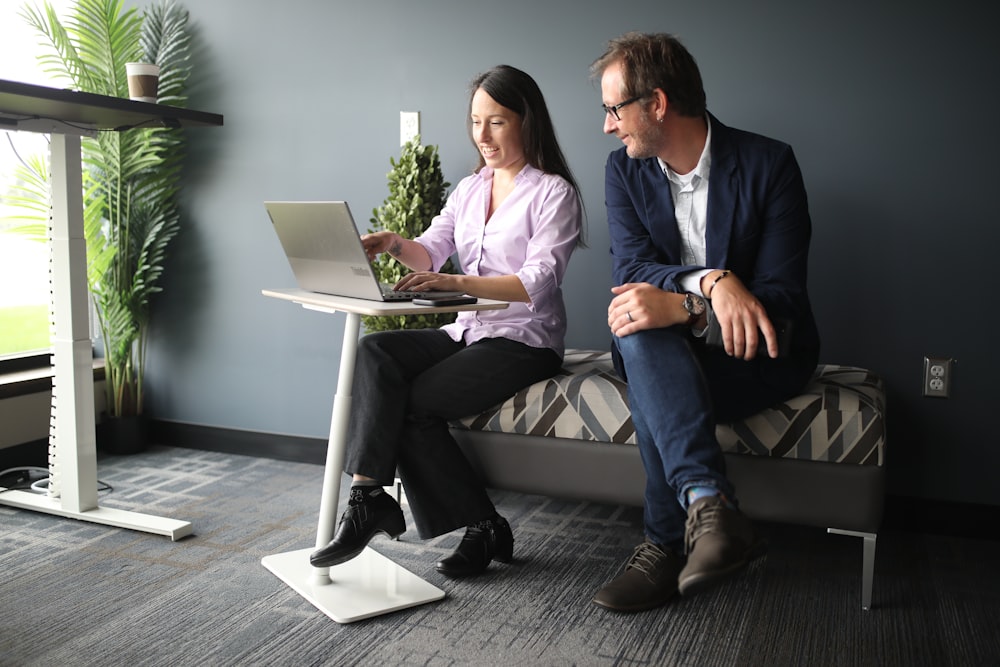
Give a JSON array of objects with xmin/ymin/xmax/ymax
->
[{"xmin": 141, "ymin": 0, "xmax": 1000, "ymax": 507}]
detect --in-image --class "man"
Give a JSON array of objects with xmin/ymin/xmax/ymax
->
[{"xmin": 590, "ymin": 32, "xmax": 820, "ymax": 611}]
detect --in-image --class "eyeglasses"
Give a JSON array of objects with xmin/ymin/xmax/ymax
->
[{"xmin": 602, "ymin": 95, "xmax": 645, "ymax": 121}]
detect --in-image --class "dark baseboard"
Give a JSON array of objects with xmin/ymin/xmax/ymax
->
[
  {"xmin": 4, "ymin": 420, "xmax": 998, "ymax": 541},
  {"xmin": 149, "ymin": 419, "xmax": 327, "ymax": 466}
]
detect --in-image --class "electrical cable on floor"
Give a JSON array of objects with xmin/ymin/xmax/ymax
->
[{"xmin": 0, "ymin": 465, "xmax": 114, "ymax": 495}]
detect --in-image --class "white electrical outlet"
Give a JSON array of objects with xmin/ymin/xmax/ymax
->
[
  {"xmin": 400, "ymin": 111, "xmax": 420, "ymax": 146},
  {"xmin": 923, "ymin": 356, "xmax": 953, "ymax": 398}
]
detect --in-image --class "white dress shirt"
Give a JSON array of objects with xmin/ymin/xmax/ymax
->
[{"xmin": 658, "ymin": 118, "xmax": 714, "ymax": 297}]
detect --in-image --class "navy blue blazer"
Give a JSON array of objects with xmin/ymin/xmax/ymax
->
[{"xmin": 605, "ymin": 113, "xmax": 820, "ymax": 367}]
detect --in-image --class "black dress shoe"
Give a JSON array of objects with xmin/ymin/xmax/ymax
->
[
  {"xmin": 309, "ymin": 486, "xmax": 405, "ymax": 568},
  {"xmin": 435, "ymin": 515, "xmax": 513, "ymax": 577}
]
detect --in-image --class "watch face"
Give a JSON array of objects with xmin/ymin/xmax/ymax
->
[{"xmin": 684, "ymin": 294, "xmax": 706, "ymax": 317}]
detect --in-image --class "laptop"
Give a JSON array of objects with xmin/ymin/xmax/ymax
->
[{"xmin": 265, "ymin": 200, "xmax": 463, "ymax": 301}]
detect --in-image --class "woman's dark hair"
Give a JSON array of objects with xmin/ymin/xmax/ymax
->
[
  {"xmin": 468, "ymin": 66, "xmax": 578, "ymax": 193},
  {"xmin": 468, "ymin": 64, "xmax": 585, "ymax": 245},
  {"xmin": 590, "ymin": 32, "xmax": 706, "ymax": 118}
]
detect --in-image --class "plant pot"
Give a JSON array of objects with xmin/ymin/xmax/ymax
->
[{"xmin": 97, "ymin": 414, "xmax": 149, "ymax": 455}]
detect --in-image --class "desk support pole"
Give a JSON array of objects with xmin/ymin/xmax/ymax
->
[
  {"xmin": 310, "ymin": 312, "xmax": 360, "ymax": 584},
  {"xmin": 48, "ymin": 133, "xmax": 99, "ymax": 512}
]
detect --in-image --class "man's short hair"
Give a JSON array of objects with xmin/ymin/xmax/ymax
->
[{"xmin": 591, "ymin": 32, "xmax": 707, "ymax": 118}]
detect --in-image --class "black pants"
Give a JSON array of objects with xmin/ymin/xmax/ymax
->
[{"xmin": 344, "ymin": 328, "xmax": 562, "ymax": 538}]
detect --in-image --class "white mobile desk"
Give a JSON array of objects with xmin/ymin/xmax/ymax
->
[
  {"xmin": 0, "ymin": 79, "xmax": 222, "ymax": 540},
  {"xmin": 260, "ymin": 288, "xmax": 508, "ymax": 623}
]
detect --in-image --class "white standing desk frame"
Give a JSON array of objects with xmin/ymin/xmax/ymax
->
[
  {"xmin": 260, "ymin": 288, "xmax": 508, "ymax": 623},
  {"xmin": 0, "ymin": 132, "xmax": 189, "ymax": 539},
  {"xmin": 0, "ymin": 80, "xmax": 222, "ymax": 540}
]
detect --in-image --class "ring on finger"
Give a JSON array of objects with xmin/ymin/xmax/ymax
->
[{"xmin": 626, "ymin": 311, "xmax": 634, "ymax": 323}]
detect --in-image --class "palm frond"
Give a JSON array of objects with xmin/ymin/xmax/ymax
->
[
  {"xmin": 19, "ymin": 2, "xmax": 86, "ymax": 88},
  {"xmin": 70, "ymin": 0, "xmax": 142, "ymax": 97},
  {"xmin": 141, "ymin": 1, "xmax": 190, "ymax": 106},
  {"xmin": 2, "ymin": 153, "xmax": 51, "ymax": 217},
  {"xmin": 1, "ymin": 153, "xmax": 48, "ymax": 242}
]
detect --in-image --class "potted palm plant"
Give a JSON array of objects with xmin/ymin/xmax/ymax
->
[
  {"xmin": 364, "ymin": 135, "xmax": 456, "ymax": 333},
  {"xmin": 15, "ymin": 0, "xmax": 193, "ymax": 452}
]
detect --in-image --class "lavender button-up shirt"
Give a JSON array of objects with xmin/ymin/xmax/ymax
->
[{"xmin": 415, "ymin": 164, "xmax": 582, "ymax": 358}]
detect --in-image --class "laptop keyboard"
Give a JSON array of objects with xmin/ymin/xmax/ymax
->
[
  {"xmin": 382, "ymin": 289, "xmax": 419, "ymax": 301},
  {"xmin": 379, "ymin": 284, "xmax": 465, "ymax": 301},
  {"xmin": 380, "ymin": 284, "xmax": 423, "ymax": 300}
]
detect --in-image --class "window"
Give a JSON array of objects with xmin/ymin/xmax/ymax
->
[
  {"xmin": 1, "ymin": 132, "xmax": 51, "ymax": 362},
  {"xmin": 1, "ymin": 0, "xmax": 74, "ymax": 369}
]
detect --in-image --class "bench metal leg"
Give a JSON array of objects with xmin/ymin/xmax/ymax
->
[{"xmin": 828, "ymin": 528, "xmax": 877, "ymax": 610}]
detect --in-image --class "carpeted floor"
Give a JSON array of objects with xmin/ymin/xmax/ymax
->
[{"xmin": 1, "ymin": 445, "xmax": 998, "ymax": 666}]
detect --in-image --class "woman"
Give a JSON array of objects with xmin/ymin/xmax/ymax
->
[{"xmin": 310, "ymin": 65, "xmax": 583, "ymax": 577}]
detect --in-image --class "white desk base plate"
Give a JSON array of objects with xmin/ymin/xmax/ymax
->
[
  {"xmin": 0, "ymin": 488, "xmax": 192, "ymax": 541},
  {"xmin": 262, "ymin": 546, "xmax": 446, "ymax": 623}
]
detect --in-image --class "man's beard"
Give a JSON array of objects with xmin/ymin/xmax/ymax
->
[{"xmin": 625, "ymin": 115, "xmax": 660, "ymax": 160}]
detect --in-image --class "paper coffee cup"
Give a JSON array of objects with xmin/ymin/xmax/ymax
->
[{"xmin": 126, "ymin": 62, "xmax": 160, "ymax": 103}]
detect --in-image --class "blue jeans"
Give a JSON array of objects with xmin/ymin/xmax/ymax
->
[{"xmin": 614, "ymin": 326, "xmax": 812, "ymax": 550}]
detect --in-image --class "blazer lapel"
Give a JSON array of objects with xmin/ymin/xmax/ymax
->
[
  {"xmin": 706, "ymin": 114, "xmax": 737, "ymax": 269},
  {"xmin": 639, "ymin": 159, "xmax": 681, "ymax": 261}
]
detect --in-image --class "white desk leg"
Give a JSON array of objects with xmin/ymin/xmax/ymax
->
[
  {"xmin": 0, "ymin": 133, "xmax": 192, "ymax": 541},
  {"xmin": 261, "ymin": 311, "xmax": 445, "ymax": 623},
  {"xmin": 48, "ymin": 132, "xmax": 99, "ymax": 512}
]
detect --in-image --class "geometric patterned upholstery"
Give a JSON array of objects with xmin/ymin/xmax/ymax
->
[{"xmin": 452, "ymin": 349, "xmax": 885, "ymax": 467}]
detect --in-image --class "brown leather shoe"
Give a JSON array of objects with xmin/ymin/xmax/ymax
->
[
  {"xmin": 593, "ymin": 540, "xmax": 685, "ymax": 612},
  {"xmin": 677, "ymin": 495, "xmax": 765, "ymax": 596}
]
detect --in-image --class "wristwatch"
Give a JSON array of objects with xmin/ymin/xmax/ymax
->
[{"xmin": 683, "ymin": 293, "xmax": 706, "ymax": 326}]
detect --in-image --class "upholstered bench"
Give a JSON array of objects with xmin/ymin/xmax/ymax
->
[{"xmin": 450, "ymin": 349, "xmax": 886, "ymax": 610}]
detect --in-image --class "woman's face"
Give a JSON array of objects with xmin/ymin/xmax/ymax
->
[{"xmin": 470, "ymin": 87, "xmax": 526, "ymax": 175}]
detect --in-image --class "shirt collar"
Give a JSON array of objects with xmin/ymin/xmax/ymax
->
[
  {"xmin": 658, "ymin": 115, "xmax": 713, "ymax": 184},
  {"xmin": 477, "ymin": 163, "xmax": 540, "ymax": 184}
]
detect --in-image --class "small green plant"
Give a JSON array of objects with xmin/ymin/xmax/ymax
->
[{"xmin": 363, "ymin": 135, "xmax": 457, "ymax": 333}]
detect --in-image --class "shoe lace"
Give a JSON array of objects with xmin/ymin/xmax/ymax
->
[
  {"xmin": 684, "ymin": 498, "xmax": 726, "ymax": 554},
  {"xmin": 626, "ymin": 541, "xmax": 671, "ymax": 577}
]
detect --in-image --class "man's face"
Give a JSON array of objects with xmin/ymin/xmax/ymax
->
[{"xmin": 600, "ymin": 61, "xmax": 660, "ymax": 160}]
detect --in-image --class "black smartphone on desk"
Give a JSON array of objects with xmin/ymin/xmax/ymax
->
[{"xmin": 412, "ymin": 295, "xmax": 478, "ymax": 306}]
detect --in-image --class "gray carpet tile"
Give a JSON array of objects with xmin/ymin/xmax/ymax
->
[{"xmin": 1, "ymin": 445, "xmax": 999, "ymax": 666}]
